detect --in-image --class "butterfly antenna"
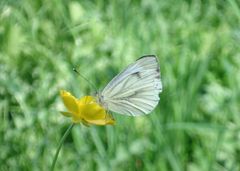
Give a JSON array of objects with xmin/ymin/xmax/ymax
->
[{"xmin": 73, "ymin": 67, "xmax": 98, "ymax": 92}]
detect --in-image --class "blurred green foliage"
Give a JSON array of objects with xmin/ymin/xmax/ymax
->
[{"xmin": 0, "ymin": 0, "xmax": 240, "ymax": 170}]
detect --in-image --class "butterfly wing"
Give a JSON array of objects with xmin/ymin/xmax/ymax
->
[{"xmin": 98, "ymin": 55, "xmax": 162, "ymax": 116}]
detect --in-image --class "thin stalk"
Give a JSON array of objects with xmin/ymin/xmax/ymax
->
[{"xmin": 51, "ymin": 123, "xmax": 74, "ymax": 171}]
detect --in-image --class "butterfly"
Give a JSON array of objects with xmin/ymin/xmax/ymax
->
[{"xmin": 96, "ymin": 55, "xmax": 162, "ymax": 117}]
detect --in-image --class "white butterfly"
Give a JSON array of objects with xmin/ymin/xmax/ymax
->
[{"xmin": 96, "ymin": 55, "xmax": 162, "ymax": 116}]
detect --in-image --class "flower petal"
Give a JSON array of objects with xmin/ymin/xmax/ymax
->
[
  {"xmin": 60, "ymin": 90, "xmax": 79, "ymax": 114},
  {"xmin": 78, "ymin": 96, "xmax": 107, "ymax": 120},
  {"xmin": 78, "ymin": 96, "xmax": 95, "ymax": 104},
  {"xmin": 86, "ymin": 117, "xmax": 115, "ymax": 125},
  {"xmin": 82, "ymin": 104, "xmax": 107, "ymax": 120}
]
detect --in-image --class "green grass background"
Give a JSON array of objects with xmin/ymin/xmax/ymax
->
[{"xmin": 1, "ymin": 0, "xmax": 240, "ymax": 170}]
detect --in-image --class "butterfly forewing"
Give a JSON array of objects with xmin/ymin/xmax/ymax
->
[{"xmin": 98, "ymin": 55, "xmax": 162, "ymax": 116}]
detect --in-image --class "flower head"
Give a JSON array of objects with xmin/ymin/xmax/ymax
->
[{"xmin": 60, "ymin": 90, "xmax": 115, "ymax": 126}]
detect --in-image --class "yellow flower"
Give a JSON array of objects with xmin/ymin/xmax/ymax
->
[{"xmin": 60, "ymin": 90, "xmax": 115, "ymax": 126}]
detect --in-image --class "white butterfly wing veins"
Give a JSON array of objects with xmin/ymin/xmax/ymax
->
[{"xmin": 97, "ymin": 55, "xmax": 162, "ymax": 116}]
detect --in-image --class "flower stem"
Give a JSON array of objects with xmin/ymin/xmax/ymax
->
[{"xmin": 51, "ymin": 123, "xmax": 74, "ymax": 171}]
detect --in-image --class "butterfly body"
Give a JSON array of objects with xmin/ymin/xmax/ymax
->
[{"xmin": 97, "ymin": 55, "xmax": 162, "ymax": 116}]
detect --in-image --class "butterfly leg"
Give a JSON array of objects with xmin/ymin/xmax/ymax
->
[{"xmin": 105, "ymin": 109, "xmax": 114, "ymax": 122}]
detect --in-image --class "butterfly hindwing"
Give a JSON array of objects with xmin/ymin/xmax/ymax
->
[{"xmin": 98, "ymin": 55, "xmax": 162, "ymax": 116}]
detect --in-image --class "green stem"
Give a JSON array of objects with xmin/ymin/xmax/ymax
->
[{"xmin": 51, "ymin": 123, "xmax": 74, "ymax": 171}]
